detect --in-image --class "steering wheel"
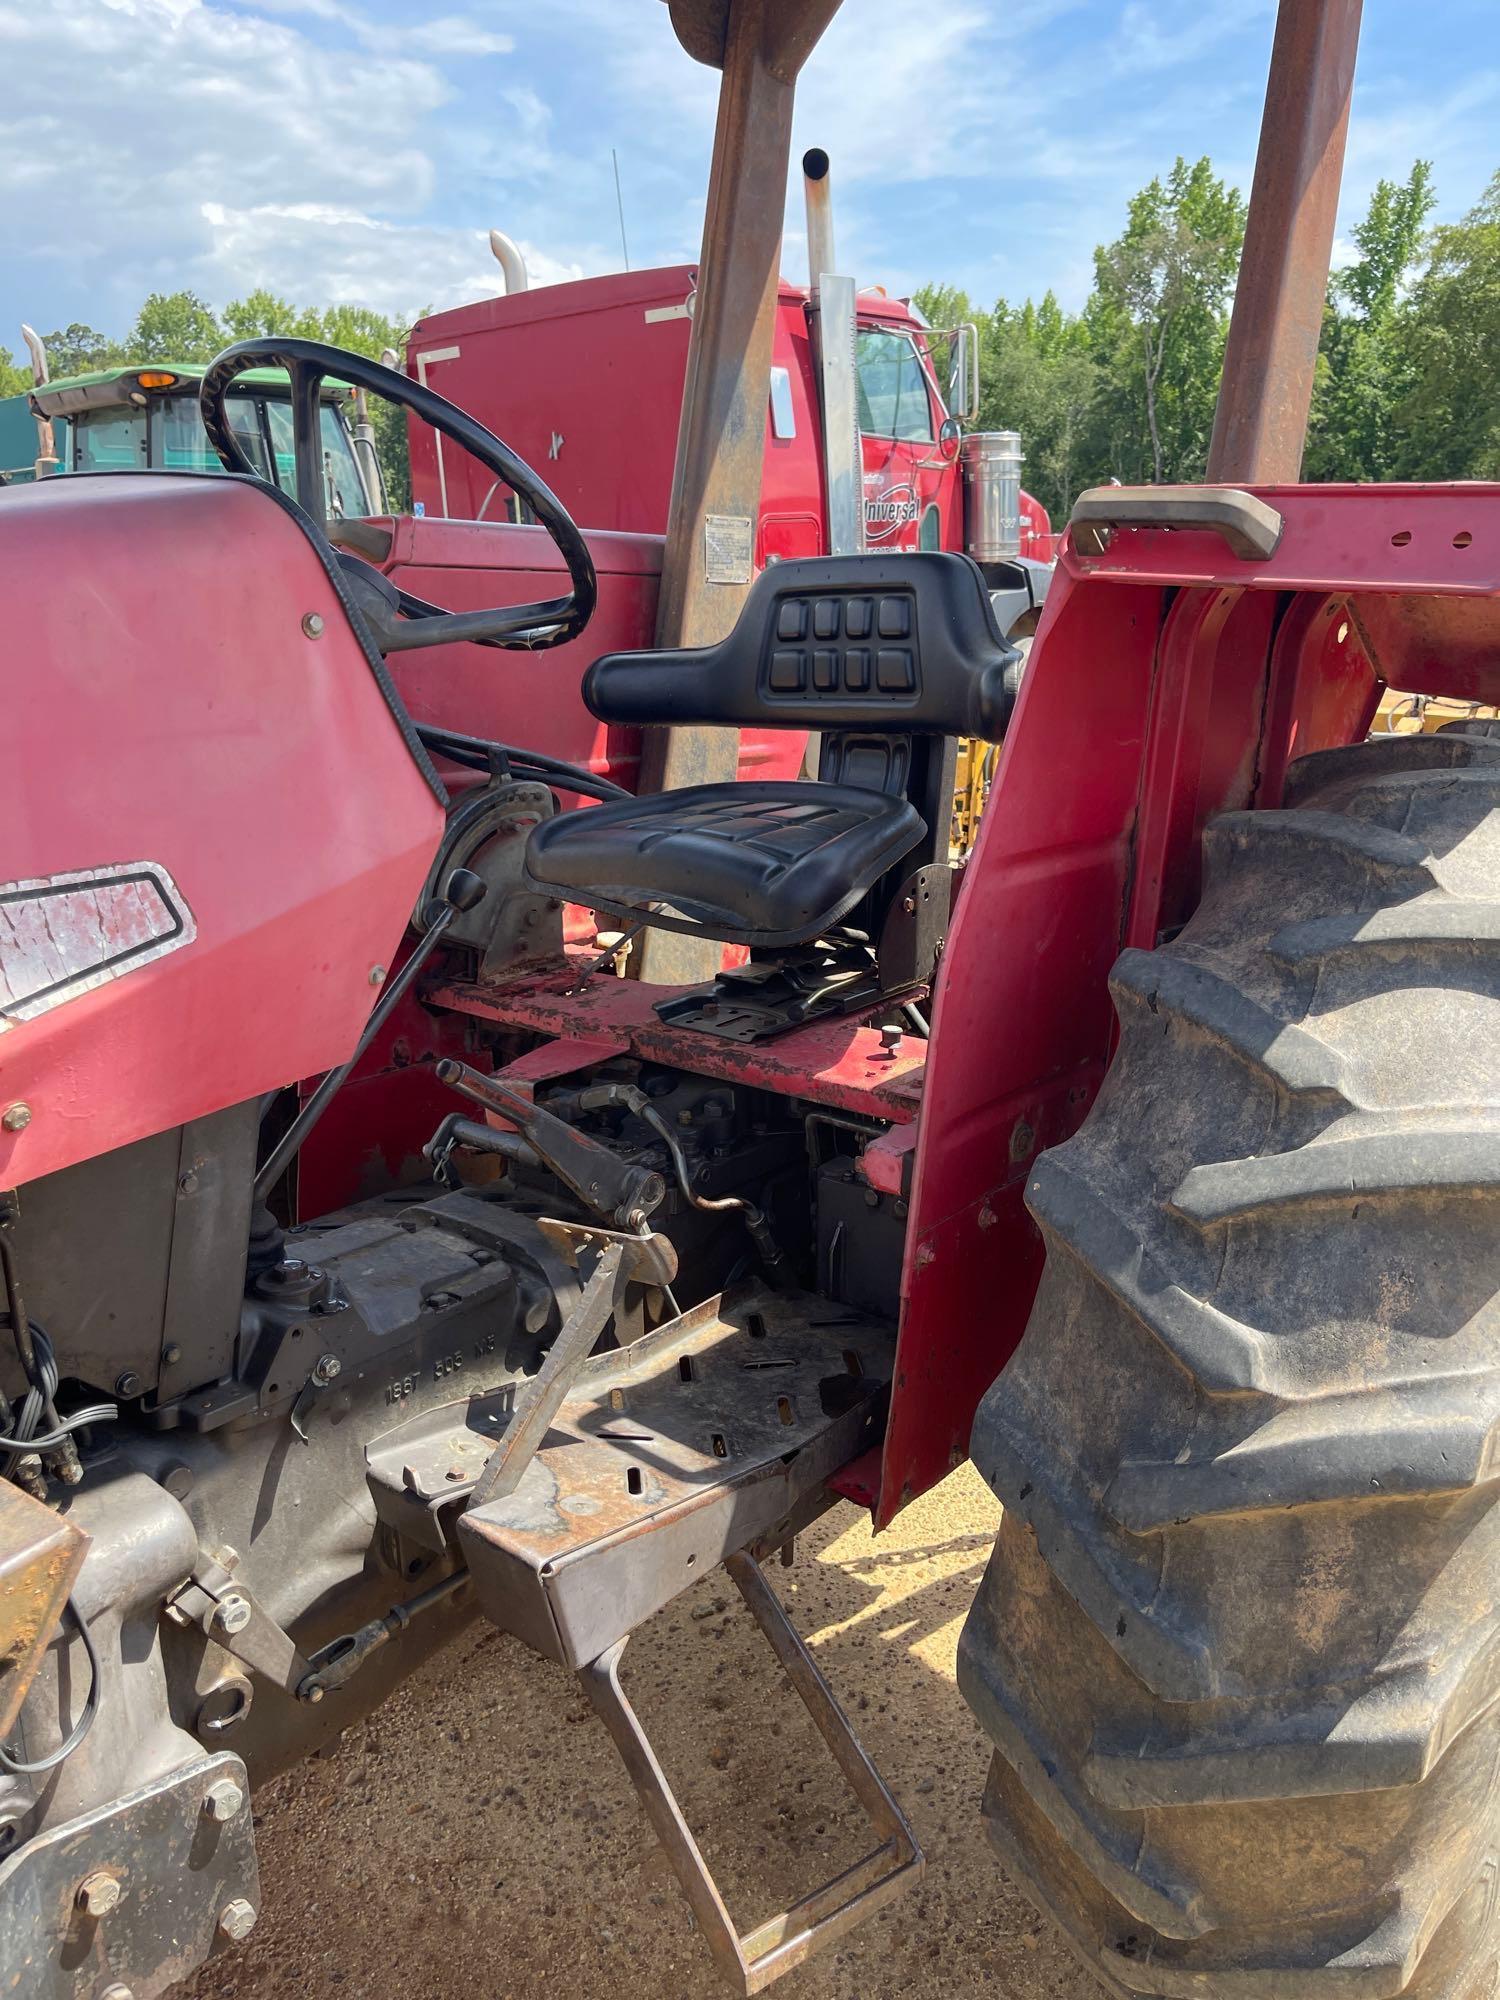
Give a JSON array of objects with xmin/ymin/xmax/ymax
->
[{"xmin": 199, "ymin": 337, "xmax": 597, "ymax": 653}]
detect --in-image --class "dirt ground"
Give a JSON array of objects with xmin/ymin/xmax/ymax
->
[{"xmin": 183, "ymin": 1464, "xmax": 1094, "ymax": 2000}]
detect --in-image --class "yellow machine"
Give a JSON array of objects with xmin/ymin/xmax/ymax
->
[{"xmin": 1374, "ymin": 689, "xmax": 1500, "ymax": 733}]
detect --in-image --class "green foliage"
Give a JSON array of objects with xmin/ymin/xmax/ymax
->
[
  {"xmin": 0, "ymin": 347, "xmax": 30, "ymax": 399},
  {"xmin": 129, "ymin": 290, "xmax": 225, "ymax": 364},
  {"xmin": 981, "ymin": 297, "xmax": 1098, "ymax": 519},
  {"xmin": 919, "ymin": 154, "xmax": 1500, "ymax": 512},
  {"xmin": 34, "ymin": 323, "xmax": 125, "ymax": 376},
  {"xmin": 1304, "ymin": 163, "xmax": 1435, "ymax": 482},
  {"xmin": 1087, "ymin": 158, "xmax": 1246, "ymax": 485},
  {"xmin": 1386, "ymin": 170, "xmax": 1500, "ymax": 479}
]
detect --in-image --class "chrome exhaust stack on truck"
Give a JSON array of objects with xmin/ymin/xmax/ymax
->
[{"xmin": 801, "ymin": 147, "xmax": 864, "ymax": 559}]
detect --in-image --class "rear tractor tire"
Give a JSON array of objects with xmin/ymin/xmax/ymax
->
[{"xmin": 960, "ymin": 726, "xmax": 1500, "ymax": 2000}]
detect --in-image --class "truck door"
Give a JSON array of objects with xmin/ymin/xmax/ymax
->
[{"xmin": 854, "ymin": 324, "xmax": 952, "ymax": 554}]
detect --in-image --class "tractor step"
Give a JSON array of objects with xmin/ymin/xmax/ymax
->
[{"xmin": 583, "ymin": 1549, "xmax": 923, "ymax": 1995}]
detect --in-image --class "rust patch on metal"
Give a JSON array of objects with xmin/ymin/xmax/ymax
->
[
  {"xmin": 435, "ymin": 965, "xmax": 925, "ymax": 1122},
  {"xmin": 0, "ymin": 1480, "xmax": 89, "ymax": 1736}
]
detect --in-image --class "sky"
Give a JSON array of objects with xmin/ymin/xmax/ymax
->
[{"xmin": 2, "ymin": 0, "xmax": 1498, "ymax": 350}]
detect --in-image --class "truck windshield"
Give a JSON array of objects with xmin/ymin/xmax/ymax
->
[
  {"xmin": 855, "ymin": 328, "xmax": 935, "ymax": 442},
  {"xmin": 72, "ymin": 392, "xmax": 368, "ymax": 516}
]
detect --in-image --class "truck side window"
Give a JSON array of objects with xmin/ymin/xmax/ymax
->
[{"xmin": 855, "ymin": 329, "xmax": 935, "ymax": 442}]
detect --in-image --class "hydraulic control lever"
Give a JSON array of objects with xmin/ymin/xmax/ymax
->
[
  {"xmin": 254, "ymin": 868, "xmax": 486, "ymax": 1204},
  {"xmin": 434, "ymin": 1059, "xmax": 665, "ymax": 1231},
  {"xmin": 466, "ymin": 1218, "xmax": 678, "ymax": 1508},
  {"xmin": 423, "ymin": 1113, "xmax": 539, "ymax": 1190}
]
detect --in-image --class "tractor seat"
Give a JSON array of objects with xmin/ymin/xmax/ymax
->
[
  {"xmin": 524, "ymin": 779, "xmax": 924, "ymax": 948},
  {"xmin": 523, "ymin": 552, "xmax": 1019, "ymax": 959}
]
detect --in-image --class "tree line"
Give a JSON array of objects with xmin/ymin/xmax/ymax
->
[
  {"xmin": 917, "ymin": 157, "xmax": 1500, "ymax": 520},
  {"xmin": 6, "ymin": 156, "xmax": 1497, "ymax": 523}
]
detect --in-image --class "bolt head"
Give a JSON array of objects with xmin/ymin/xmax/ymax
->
[
  {"xmin": 1, "ymin": 1102, "xmax": 32, "ymax": 1134},
  {"xmin": 202, "ymin": 1778, "xmax": 245, "ymax": 1823},
  {"xmin": 162, "ymin": 1342, "xmax": 183, "ymax": 1367},
  {"xmin": 301, "ymin": 612, "xmax": 325, "ymax": 639},
  {"xmin": 213, "ymin": 1593, "xmax": 253, "ymax": 1637},
  {"xmin": 114, "ymin": 1371, "xmax": 143, "ymax": 1399},
  {"xmin": 312, "ymin": 1353, "xmax": 342, "ymax": 1385},
  {"xmin": 368, "ymin": 964, "xmax": 387, "ymax": 986},
  {"xmin": 218, "ymin": 1897, "xmax": 258, "ymax": 1943},
  {"xmin": 76, "ymin": 1870, "xmax": 122, "ymax": 1917}
]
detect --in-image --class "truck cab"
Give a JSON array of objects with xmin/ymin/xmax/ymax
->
[{"xmin": 403, "ymin": 268, "xmax": 1052, "ymax": 569}]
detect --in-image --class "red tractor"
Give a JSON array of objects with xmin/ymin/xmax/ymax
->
[{"xmin": 1, "ymin": 3, "xmax": 1494, "ymax": 1998}]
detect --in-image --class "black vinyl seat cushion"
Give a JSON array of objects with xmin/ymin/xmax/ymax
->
[{"xmin": 523, "ymin": 780, "xmax": 925, "ymax": 948}]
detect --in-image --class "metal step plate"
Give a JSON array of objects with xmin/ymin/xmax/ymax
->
[{"xmin": 452, "ymin": 1285, "xmax": 893, "ymax": 1668}]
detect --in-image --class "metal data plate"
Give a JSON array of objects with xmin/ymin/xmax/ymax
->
[
  {"xmin": 444, "ymin": 1285, "xmax": 893, "ymax": 1669},
  {"xmin": 0, "ymin": 1751, "xmax": 258, "ymax": 1999}
]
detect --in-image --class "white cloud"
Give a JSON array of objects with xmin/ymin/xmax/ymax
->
[
  {"xmin": 226, "ymin": 0, "xmax": 511, "ymax": 53},
  {"xmin": 403, "ymin": 14, "xmax": 513, "ymax": 57},
  {"xmin": 0, "ymin": 0, "xmax": 546, "ymax": 329},
  {"xmin": 197, "ymin": 198, "xmax": 597, "ymax": 318},
  {"xmin": 1110, "ymin": 0, "xmax": 1273, "ymax": 77}
]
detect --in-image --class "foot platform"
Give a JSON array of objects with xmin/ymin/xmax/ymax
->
[{"xmin": 451, "ymin": 1280, "xmax": 894, "ymax": 1669}]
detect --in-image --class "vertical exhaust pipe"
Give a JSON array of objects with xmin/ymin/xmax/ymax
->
[
  {"xmin": 488, "ymin": 230, "xmax": 529, "ymax": 296},
  {"xmin": 800, "ymin": 149, "xmax": 862, "ymax": 557},
  {"xmin": 20, "ymin": 324, "xmax": 59, "ymax": 478},
  {"xmin": 803, "ymin": 147, "xmax": 835, "ymax": 300}
]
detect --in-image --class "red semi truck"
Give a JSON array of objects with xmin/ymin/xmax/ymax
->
[{"xmin": 403, "ymin": 165, "xmax": 1053, "ymax": 640}]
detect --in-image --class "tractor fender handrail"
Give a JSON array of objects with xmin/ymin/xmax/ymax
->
[{"xmin": 1069, "ymin": 485, "xmax": 1285, "ymax": 561}]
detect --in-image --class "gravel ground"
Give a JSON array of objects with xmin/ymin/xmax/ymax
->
[{"xmin": 183, "ymin": 1464, "xmax": 1094, "ymax": 2000}]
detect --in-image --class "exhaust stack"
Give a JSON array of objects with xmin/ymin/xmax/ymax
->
[
  {"xmin": 20, "ymin": 324, "xmax": 59, "ymax": 478},
  {"xmin": 20, "ymin": 323, "xmax": 48, "ymax": 387},
  {"xmin": 800, "ymin": 149, "xmax": 863, "ymax": 557},
  {"xmin": 488, "ymin": 230, "xmax": 529, "ymax": 296},
  {"xmin": 803, "ymin": 147, "xmax": 836, "ymax": 303}
]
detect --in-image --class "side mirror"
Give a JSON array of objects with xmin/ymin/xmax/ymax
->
[
  {"xmin": 945, "ymin": 323, "xmax": 980, "ymax": 424},
  {"xmin": 938, "ymin": 415, "xmax": 962, "ymax": 462}
]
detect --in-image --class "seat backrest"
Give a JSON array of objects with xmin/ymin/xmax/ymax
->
[{"xmin": 582, "ymin": 551, "xmax": 1021, "ymax": 744}]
